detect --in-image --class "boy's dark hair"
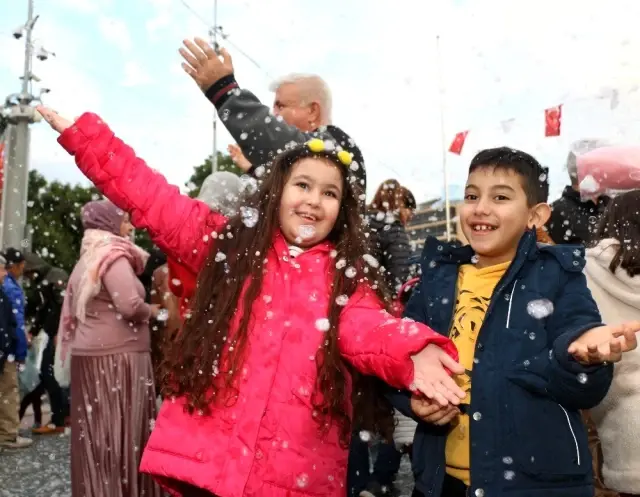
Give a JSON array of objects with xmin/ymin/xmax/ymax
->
[
  {"xmin": 469, "ymin": 147, "xmax": 549, "ymax": 206},
  {"xmin": 591, "ymin": 189, "xmax": 640, "ymax": 277}
]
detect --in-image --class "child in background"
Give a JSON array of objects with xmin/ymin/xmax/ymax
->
[
  {"xmin": 586, "ymin": 190, "xmax": 640, "ymax": 497},
  {"xmin": 38, "ymin": 106, "xmax": 466, "ymax": 497},
  {"xmin": 390, "ymin": 147, "xmax": 639, "ymax": 497}
]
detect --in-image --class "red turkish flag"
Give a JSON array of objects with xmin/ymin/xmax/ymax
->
[
  {"xmin": 544, "ymin": 105, "xmax": 562, "ymax": 137},
  {"xmin": 449, "ymin": 131, "xmax": 468, "ymax": 155}
]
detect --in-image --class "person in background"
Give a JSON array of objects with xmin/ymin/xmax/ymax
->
[
  {"xmin": 546, "ymin": 138, "xmax": 619, "ymax": 497},
  {"xmin": 586, "ymin": 190, "xmax": 640, "ymax": 497},
  {"xmin": 350, "ymin": 181, "xmax": 417, "ymax": 497},
  {"xmin": 18, "ymin": 253, "xmax": 70, "ymax": 434},
  {"xmin": 399, "ymin": 186, "xmax": 417, "ymax": 228},
  {"xmin": 140, "ymin": 247, "xmax": 167, "ymax": 303},
  {"xmin": 150, "ymin": 261, "xmax": 181, "ymax": 393},
  {"xmin": 547, "ymin": 139, "xmax": 610, "ymax": 245},
  {"xmin": 166, "ymin": 170, "xmax": 243, "ymax": 321},
  {"xmin": 58, "ymin": 200, "xmax": 162, "ymax": 497},
  {"xmin": 0, "ymin": 255, "xmax": 16, "ymax": 374},
  {"xmin": 179, "ymin": 38, "xmax": 365, "ymax": 189},
  {"xmin": 0, "ymin": 248, "xmax": 32, "ymax": 449},
  {"xmin": 0, "ymin": 253, "xmax": 31, "ymax": 449},
  {"xmin": 367, "ymin": 180, "xmax": 413, "ymax": 295}
]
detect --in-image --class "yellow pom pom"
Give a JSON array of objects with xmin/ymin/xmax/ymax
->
[
  {"xmin": 337, "ymin": 150, "xmax": 353, "ymax": 166},
  {"xmin": 307, "ymin": 139, "xmax": 325, "ymax": 153}
]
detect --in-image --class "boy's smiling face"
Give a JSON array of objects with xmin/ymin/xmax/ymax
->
[{"xmin": 460, "ymin": 166, "xmax": 551, "ymax": 268}]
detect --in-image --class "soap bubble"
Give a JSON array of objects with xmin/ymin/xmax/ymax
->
[
  {"xmin": 240, "ymin": 206, "xmax": 259, "ymax": 228},
  {"xmin": 298, "ymin": 225, "xmax": 316, "ymax": 240},
  {"xmin": 315, "ymin": 318, "xmax": 330, "ymax": 332},
  {"xmin": 526, "ymin": 299, "xmax": 554, "ymax": 319}
]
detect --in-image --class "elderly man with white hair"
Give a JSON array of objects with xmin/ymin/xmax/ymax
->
[{"xmin": 178, "ymin": 38, "xmax": 364, "ymax": 187}]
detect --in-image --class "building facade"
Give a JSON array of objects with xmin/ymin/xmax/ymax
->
[{"xmin": 405, "ymin": 198, "xmax": 465, "ymax": 252}]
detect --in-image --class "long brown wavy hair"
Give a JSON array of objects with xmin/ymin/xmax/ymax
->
[
  {"xmin": 591, "ymin": 189, "xmax": 640, "ymax": 277},
  {"xmin": 161, "ymin": 146, "xmax": 395, "ymax": 445}
]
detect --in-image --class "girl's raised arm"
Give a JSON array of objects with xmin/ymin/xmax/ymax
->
[{"xmin": 39, "ymin": 107, "xmax": 224, "ymax": 273}]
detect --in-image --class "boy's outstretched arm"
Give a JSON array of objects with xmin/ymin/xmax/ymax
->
[{"xmin": 510, "ymin": 270, "xmax": 613, "ymax": 410}]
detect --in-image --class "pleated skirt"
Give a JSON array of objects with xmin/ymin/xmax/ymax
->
[{"xmin": 70, "ymin": 352, "xmax": 164, "ymax": 497}]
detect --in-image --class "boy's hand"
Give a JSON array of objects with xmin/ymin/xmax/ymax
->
[
  {"xmin": 411, "ymin": 344, "xmax": 466, "ymax": 407},
  {"xmin": 567, "ymin": 321, "xmax": 640, "ymax": 365},
  {"xmin": 411, "ymin": 395, "xmax": 460, "ymax": 426}
]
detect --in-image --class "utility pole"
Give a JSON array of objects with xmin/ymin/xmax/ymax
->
[
  {"xmin": 209, "ymin": 0, "xmax": 219, "ymax": 173},
  {"xmin": 436, "ymin": 35, "xmax": 452, "ymax": 242},
  {"xmin": 0, "ymin": 0, "xmax": 51, "ymax": 251},
  {"xmin": 0, "ymin": 0, "xmax": 39, "ymax": 251}
]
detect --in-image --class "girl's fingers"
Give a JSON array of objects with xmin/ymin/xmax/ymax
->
[
  {"xmin": 415, "ymin": 380, "xmax": 436, "ymax": 401},
  {"xmin": 438, "ymin": 374, "xmax": 465, "ymax": 401},
  {"xmin": 432, "ymin": 391, "xmax": 449, "ymax": 407},
  {"xmin": 439, "ymin": 352, "xmax": 465, "ymax": 375}
]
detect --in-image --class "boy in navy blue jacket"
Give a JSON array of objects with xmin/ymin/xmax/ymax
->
[{"xmin": 390, "ymin": 147, "xmax": 639, "ymax": 497}]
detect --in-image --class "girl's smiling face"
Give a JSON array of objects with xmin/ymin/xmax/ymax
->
[{"xmin": 279, "ymin": 157, "xmax": 344, "ymax": 247}]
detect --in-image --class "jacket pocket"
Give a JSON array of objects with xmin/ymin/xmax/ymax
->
[{"xmin": 506, "ymin": 381, "xmax": 590, "ymax": 481}]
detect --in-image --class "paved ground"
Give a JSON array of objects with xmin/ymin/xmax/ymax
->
[{"xmin": 0, "ymin": 405, "xmax": 416, "ymax": 497}]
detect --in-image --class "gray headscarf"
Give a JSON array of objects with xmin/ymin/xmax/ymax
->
[
  {"xmin": 81, "ymin": 200, "xmax": 126, "ymax": 236},
  {"xmin": 197, "ymin": 171, "xmax": 243, "ymax": 217}
]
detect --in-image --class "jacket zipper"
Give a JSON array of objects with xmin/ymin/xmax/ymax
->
[{"xmin": 558, "ymin": 405, "xmax": 580, "ymax": 466}]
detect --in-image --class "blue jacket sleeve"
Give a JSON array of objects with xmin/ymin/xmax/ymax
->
[
  {"xmin": 509, "ymin": 270, "xmax": 612, "ymax": 410},
  {"xmin": 3, "ymin": 279, "xmax": 26, "ymax": 361}
]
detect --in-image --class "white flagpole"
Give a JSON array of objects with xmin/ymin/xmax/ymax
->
[{"xmin": 436, "ymin": 35, "xmax": 451, "ymax": 241}]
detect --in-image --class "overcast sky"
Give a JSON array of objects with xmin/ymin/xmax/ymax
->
[{"xmin": 3, "ymin": 0, "xmax": 640, "ymax": 204}]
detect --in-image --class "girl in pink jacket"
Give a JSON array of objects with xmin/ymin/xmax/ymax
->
[{"xmin": 38, "ymin": 108, "xmax": 464, "ymax": 497}]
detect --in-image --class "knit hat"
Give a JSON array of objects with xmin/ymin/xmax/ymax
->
[
  {"xmin": 3, "ymin": 247, "xmax": 25, "ymax": 266},
  {"xmin": 81, "ymin": 200, "xmax": 126, "ymax": 236},
  {"xmin": 197, "ymin": 171, "xmax": 243, "ymax": 217}
]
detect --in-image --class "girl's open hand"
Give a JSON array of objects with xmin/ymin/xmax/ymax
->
[
  {"xmin": 568, "ymin": 321, "xmax": 640, "ymax": 365},
  {"xmin": 411, "ymin": 344, "xmax": 465, "ymax": 407},
  {"xmin": 36, "ymin": 105, "xmax": 73, "ymax": 134}
]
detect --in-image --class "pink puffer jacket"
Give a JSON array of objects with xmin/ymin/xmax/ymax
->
[{"xmin": 58, "ymin": 113, "xmax": 458, "ymax": 497}]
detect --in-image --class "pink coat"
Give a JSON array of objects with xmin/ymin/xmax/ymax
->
[{"xmin": 58, "ymin": 113, "xmax": 458, "ymax": 497}]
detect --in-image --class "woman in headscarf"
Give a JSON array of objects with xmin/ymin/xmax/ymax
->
[{"xmin": 58, "ymin": 199, "xmax": 163, "ymax": 497}]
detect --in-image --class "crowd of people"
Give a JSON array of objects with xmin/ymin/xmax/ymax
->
[{"xmin": 0, "ymin": 35, "xmax": 639, "ymax": 497}]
